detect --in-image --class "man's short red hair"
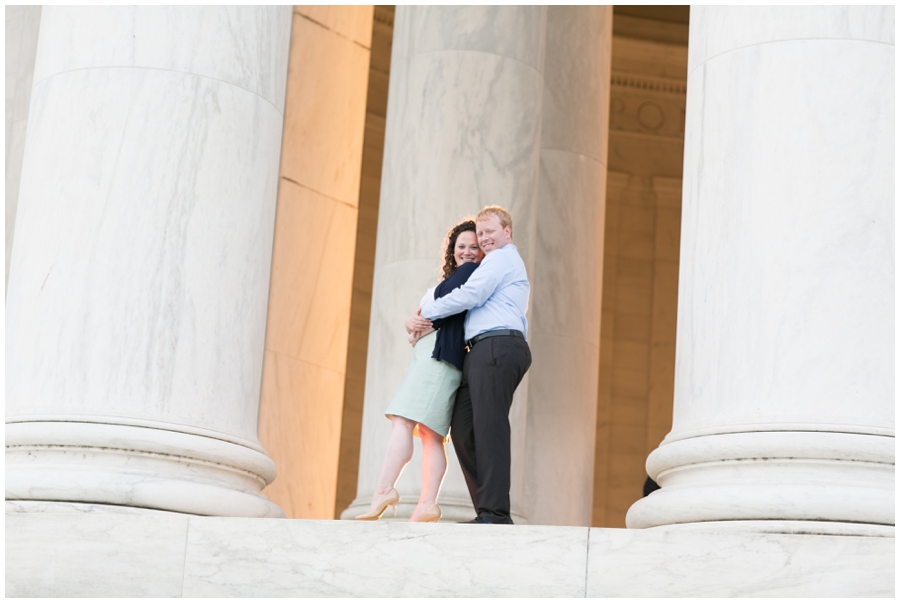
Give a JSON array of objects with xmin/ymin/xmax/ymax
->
[{"xmin": 476, "ymin": 205, "xmax": 513, "ymax": 235}]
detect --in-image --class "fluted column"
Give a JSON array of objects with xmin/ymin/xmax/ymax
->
[
  {"xmin": 520, "ymin": 6, "xmax": 611, "ymax": 526},
  {"xmin": 627, "ymin": 6, "xmax": 894, "ymax": 534},
  {"xmin": 5, "ymin": 6, "xmax": 42, "ymax": 293},
  {"xmin": 6, "ymin": 7, "xmax": 292, "ymax": 517},
  {"xmin": 343, "ymin": 6, "xmax": 547, "ymax": 522}
]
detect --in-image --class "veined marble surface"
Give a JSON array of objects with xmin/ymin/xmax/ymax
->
[
  {"xmin": 33, "ymin": 6, "xmax": 291, "ymax": 110},
  {"xmin": 629, "ymin": 431, "xmax": 894, "ymax": 528},
  {"xmin": 6, "ymin": 513, "xmax": 190, "ymax": 597},
  {"xmin": 674, "ymin": 20, "xmax": 894, "ymax": 435},
  {"xmin": 7, "ymin": 6, "xmax": 291, "ymax": 518},
  {"xmin": 7, "ymin": 67, "xmax": 283, "ymax": 441},
  {"xmin": 688, "ymin": 6, "xmax": 894, "ymax": 74},
  {"xmin": 6, "ymin": 514, "xmax": 894, "ymax": 597},
  {"xmin": 6, "ymin": 500, "xmax": 190, "ymax": 515},
  {"xmin": 632, "ymin": 7, "xmax": 895, "ymax": 531},
  {"xmin": 183, "ymin": 519, "xmax": 586, "ymax": 597},
  {"xmin": 392, "ymin": 6, "xmax": 546, "ymax": 72},
  {"xmin": 588, "ymin": 527, "xmax": 894, "ymax": 597},
  {"xmin": 375, "ymin": 50, "xmax": 543, "ymax": 269},
  {"xmin": 519, "ymin": 7, "xmax": 611, "ymax": 526},
  {"xmin": 540, "ymin": 7, "xmax": 611, "ymax": 162},
  {"xmin": 6, "ymin": 422, "xmax": 283, "ymax": 517}
]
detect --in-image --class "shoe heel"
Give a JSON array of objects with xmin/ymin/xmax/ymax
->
[
  {"xmin": 354, "ymin": 487, "xmax": 400, "ymax": 521},
  {"xmin": 411, "ymin": 504, "xmax": 441, "ymax": 523}
]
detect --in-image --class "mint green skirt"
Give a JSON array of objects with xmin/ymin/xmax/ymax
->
[{"xmin": 385, "ymin": 331, "xmax": 462, "ymax": 439}]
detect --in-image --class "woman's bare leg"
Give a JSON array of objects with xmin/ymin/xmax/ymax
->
[
  {"xmin": 410, "ymin": 424, "xmax": 447, "ymax": 521},
  {"xmin": 368, "ymin": 416, "xmax": 415, "ymax": 512}
]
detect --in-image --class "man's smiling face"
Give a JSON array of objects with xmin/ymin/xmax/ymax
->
[{"xmin": 476, "ymin": 214, "xmax": 512, "ymax": 254}]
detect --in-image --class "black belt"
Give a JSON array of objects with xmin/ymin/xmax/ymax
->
[{"xmin": 465, "ymin": 329, "xmax": 525, "ymax": 350}]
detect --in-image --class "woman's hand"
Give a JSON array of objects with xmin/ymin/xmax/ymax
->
[
  {"xmin": 405, "ymin": 308, "xmax": 433, "ymax": 334},
  {"xmin": 408, "ymin": 326, "xmax": 436, "ymax": 346}
]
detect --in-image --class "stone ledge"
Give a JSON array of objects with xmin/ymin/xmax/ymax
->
[{"xmin": 5, "ymin": 513, "xmax": 894, "ymax": 597}]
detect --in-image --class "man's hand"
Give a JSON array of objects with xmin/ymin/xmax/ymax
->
[{"xmin": 405, "ymin": 308, "xmax": 432, "ymax": 333}]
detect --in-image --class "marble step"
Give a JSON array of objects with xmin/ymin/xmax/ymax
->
[{"xmin": 5, "ymin": 512, "xmax": 894, "ymax": 597}]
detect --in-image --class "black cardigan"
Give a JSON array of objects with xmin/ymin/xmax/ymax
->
[{"xmin": 429, "ymin": 261, "xmax": 478, "ymax": 371}]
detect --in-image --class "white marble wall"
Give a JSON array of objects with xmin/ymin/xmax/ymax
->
[
  {"xmin": 5, "ymin": 7, "xmax": 292, "ymax": 517},
  {"xmin": 627, "ymin": 6, "xmax": 895, "ymax": 532},
  {"xmin": 344, "ymin": 6, "xmax": 547, "ymax": 523},
  {"xmin": 5, "ymin": 6, "xmax": 42, "ymax": 293},
  {"xmin": 522, "ymin": 6, "xmax": 612, "ymax": 526}
]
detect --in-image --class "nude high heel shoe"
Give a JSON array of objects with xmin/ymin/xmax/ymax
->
[
  {"xmin": 412, "ymin": 504, "xmax": 441, "ymax": 523},
  {"xmin": 355, "ymin": 488, "xmax": 400, "ymax": 521}
]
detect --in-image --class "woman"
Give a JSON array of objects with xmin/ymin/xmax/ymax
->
[{"xmin": 355, "ymin": 220, "xmax": 482, "ymax": 522}]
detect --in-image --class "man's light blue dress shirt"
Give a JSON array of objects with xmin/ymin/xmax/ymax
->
[{"xmin": 420, "ymin": 243, "xmax": 529, "ymax": 341}]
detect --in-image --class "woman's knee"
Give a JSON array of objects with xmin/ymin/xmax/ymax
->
[
  {"xmin": 418, "ymin": 424, "xmax": 445, "ymax": 447},
  {"xmin": 390, "ymin": 415, "xmax": 416, "ymax": 434}
]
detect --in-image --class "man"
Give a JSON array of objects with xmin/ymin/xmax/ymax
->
[{"xmin": 415, "ymin": 205, "xmax": 531, "ymax": 524}]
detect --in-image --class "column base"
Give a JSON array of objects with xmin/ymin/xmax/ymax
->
[
  {"xmin": 6, "ymin": 421, "xmax": 284, "ymax": 518},
  {"xmin": 627, "ymin": 431, "xmax": 894, "ymax": 532},
  {"xmin": 6, "ymin": 499, "xmax": 193, "ymax": 516}
]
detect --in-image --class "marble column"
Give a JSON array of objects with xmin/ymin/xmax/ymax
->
[
  {"xmin": 5, "ymin": 7, "xmax": 292, "ymax": 517},
  {"xmin": 627, "ymin": 6, "xmax": 894, "ymax": 534},
  {"xmin": 521, "ymin": 6, "xmax": 611, "ymax": 526},
  {"xmin": 5, "ymin": 6, "xmax": 42, "ymax": 293},
  {"xmin": 342, "ymin": 6, "xmax": 547, "ymax": 522}
]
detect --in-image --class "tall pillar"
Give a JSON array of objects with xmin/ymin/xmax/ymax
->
[
  {"xmin": 344, "ymin": 6, "xmax": 613, "ymax": 525},
  {"xmin": 627, "ymin": 7, "xmax": 894, "ymax": 534},
  {"xmin": 342, "ymin": 6, "xmax": 547, "ymax": 522},
  {"xmin": 5, "ymin": 6, "xmax": 42, "ymax": 293},
  {"xmin": 521, "ymin": 6, "xmax": 611, "ymax": 526},
  {"xmin": 5, "ymin": 7, "xmax": 292, "ymax": 517}
]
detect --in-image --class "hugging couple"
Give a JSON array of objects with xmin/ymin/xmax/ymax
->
[{"xmin": 355, "ymin": 205, "xmax": 531, "ymax": 525}]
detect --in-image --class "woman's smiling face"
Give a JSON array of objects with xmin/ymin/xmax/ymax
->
[{"xmin": 454, "ymin": 230, "xmax": 483, "ymax": 266}]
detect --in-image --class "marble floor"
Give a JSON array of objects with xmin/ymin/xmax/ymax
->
[{"xmin": 5, "ymin": 512, "xmax": 894, "ymax": 597}]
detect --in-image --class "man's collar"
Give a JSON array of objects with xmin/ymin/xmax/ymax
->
[{"xmin": 483, "ymin": 243, "xmax": 516, "ymax": 258}]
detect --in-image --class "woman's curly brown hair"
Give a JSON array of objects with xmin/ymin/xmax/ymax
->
[{"xmin": 440, "ymin": 219, "xmax": 477, "ymax": 280}]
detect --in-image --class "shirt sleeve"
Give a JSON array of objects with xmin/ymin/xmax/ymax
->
[
  {"xmin": 419, "ymin": 286, "xmax": 436, "ymax": 309},
  {"xmin": 430, "ymin": 262, "xmax": 479, "ymax": 329},
  {"xmin": 435, "ymin": 261, "xmax": 478, "ymax": 298},
  {"xmin": 421, "ymin": 252, "xmax": 506, "ymax": 320}
]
